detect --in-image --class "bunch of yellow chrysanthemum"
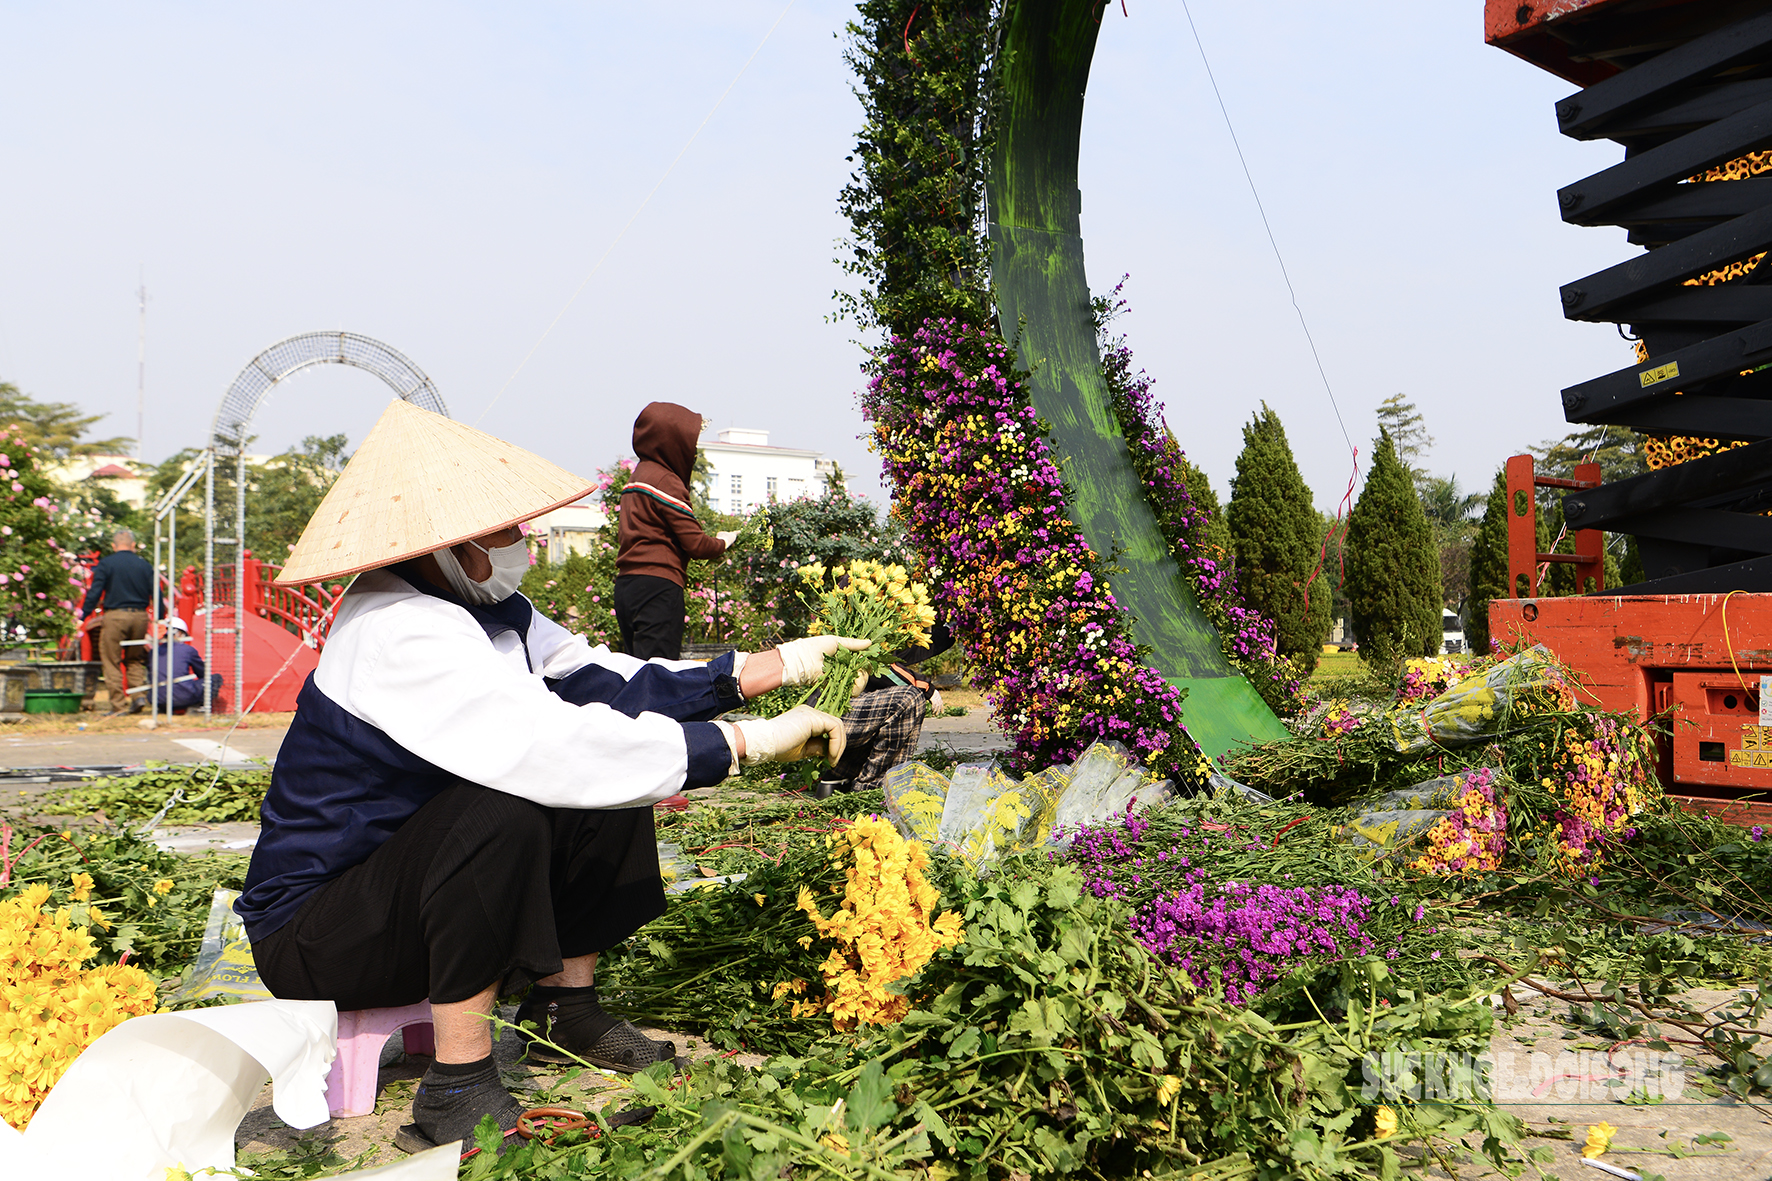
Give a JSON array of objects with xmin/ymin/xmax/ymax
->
[
  {"xmin": 0, "ymin": 882, "xmax": 157, "ymax": 1129},
  {"xmin": 791, "ymin": 816, "xmax": 962, "ymax": 1030},
  {"xmin": 793, "ymin": 560, "xmax": 936, "ymax": 717}
]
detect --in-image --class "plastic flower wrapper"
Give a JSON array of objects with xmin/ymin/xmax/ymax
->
[
  {"xmin": 1409, "ymin": 767, "xmax": 1509, "ymax": 876},
  {"xmin": 1388, "ymin": 645, "xmax": 1574, "ymax": 753},
  {"xmin": 793, "ymin": 559, "xmax": 935, "ymax": 718}
]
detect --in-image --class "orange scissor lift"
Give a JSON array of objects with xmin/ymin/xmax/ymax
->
[{"xmin": 1486, "ymin": 0, "xmax": 1772, "ymax": 823}]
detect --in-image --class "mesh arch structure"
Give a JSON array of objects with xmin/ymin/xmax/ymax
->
[{"xmin": 199, "ymin": 332, "xmax": 450, "ymax": 718}]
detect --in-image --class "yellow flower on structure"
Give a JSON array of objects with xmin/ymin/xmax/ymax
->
[
  {"xmin": 1582, "ymin": 1121, "xmax": 1618, "ymax": 1159},
  {"xmin": 1374, "ymin": 1106, "xmax": 1398, "ymax": 1139},
  {"xmin": 1156, "ymin": 1075, "xmax": 1181, "ymax": 1105},
  {"xmin": 153, "ymin": 880, "xmax": 174, "ymax": 895},
  {"xmin": 68, "ymin": 874, "xmax": 93, "ymax": 903}
]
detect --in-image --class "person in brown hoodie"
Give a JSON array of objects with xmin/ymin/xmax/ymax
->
[{"xmin": 613, "ymin": 402, "xmax": 738, "ymax": 659}]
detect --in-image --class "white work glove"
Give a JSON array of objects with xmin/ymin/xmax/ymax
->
[
  {"xmin": 715, "ymin": 531, "xmax": 741, "ymax": 547},
  {"xmin": 930, "ymin": 690, "xmax": 945, "ymax": 714},
  {"xmin": 734, "ymin": 705, "xmax": 847, "ymax": 767},
  {"xmin": 776, "ymin": 635, "xmax": 872, "ymax": 687}
]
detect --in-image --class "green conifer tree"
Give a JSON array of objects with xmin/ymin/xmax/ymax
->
[
  {"xmin": 1346, "ymin": 429, "xmax": 1443, "ymax": 664},
  {"xmin": 1226, "ymin": 405, "xmax": 1332, "ymax": 674},
  {"xmin": 1465, "ymin": 470, "xmax": 1510, "ymax": 656}
]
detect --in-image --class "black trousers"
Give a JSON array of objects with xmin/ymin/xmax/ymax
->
[
  {"xmin": 252, "ymin": 783, "xmax": 665, "ymax": 1009},
  {"xmin": 613, "ymin": 574, "xmax": 686, "ymax": 660}
]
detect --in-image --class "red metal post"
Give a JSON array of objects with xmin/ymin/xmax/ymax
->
[{"xmin": 1504, "ymin": 454, "xmax": 1538, "ymax": 599}]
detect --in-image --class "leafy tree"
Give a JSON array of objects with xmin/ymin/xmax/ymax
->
[
  {"xmin": 1345, "ymin": 429, "xmax": 1443, "ymax": 663},
  {"xmin": 1226, "ymin": 405, "xmax": 1331, "ymax": 673},
  {"xmin": 1375, "ymin": 394, "xmax": 1434, "ymax": 491},
  {"xmin": 0, "ymin": 383, "xmax": 134, "ymax": 460},
  {"xmin": 1420, "ymin": 474, "xmax": 1483, "ymax": 609},
  {"xmin": 246, "ymin": 435, "xmax": 350, "ymax": 565},
  {"xmin": 739, "ymin": 485, "xmax": 915, "ymax": 639},
  {"xmin": 1465, "ymin": 471, "xmax": 1510, "ymax": 656}
]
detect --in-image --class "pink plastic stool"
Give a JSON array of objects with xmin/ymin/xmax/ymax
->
[{"xmin": 324, "ymin": 1001, "xmax": 436, "ymax": 1118}]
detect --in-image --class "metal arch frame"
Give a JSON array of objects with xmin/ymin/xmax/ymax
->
[{"xmin": 202, "ymin": 332, "xmax": 450, "ymax": 719}]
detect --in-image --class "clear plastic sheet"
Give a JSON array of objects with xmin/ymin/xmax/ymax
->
[{"xmin": 162, "ymin": 889, "xmax": 273, "ymax": 1006}]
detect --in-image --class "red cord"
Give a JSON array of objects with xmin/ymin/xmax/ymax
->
[
  {"xmin": 1298, "ymin": 447, "xmax": 1360, "ymax": 620},
  {"xmin": 903, "ymin": 5, "xmax": 921, "ymax": 65}
]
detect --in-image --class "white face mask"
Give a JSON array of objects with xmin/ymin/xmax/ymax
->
[{"xmin": 433, "ymin": 535, "xmax": 528, "ymax": 604}]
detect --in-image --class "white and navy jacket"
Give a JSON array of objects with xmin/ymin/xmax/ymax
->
[{"xmin": 237, "ymin": 564, "xmax": 742, "ymax": 942}]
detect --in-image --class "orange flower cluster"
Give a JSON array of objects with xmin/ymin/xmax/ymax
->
[
  {"xmin": 787, "ymin": 816, "xmax": 962, "ymax": 1030},
  {"xmin": 1, "ymin": 882, "xmax": 157, "ymax": 1128}
]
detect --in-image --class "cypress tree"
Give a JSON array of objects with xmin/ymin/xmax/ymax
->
[
  {"xmin": 1227, "ymin": 405, "xmax": 1333, "ymax": 674},
  {"xmin": 1346, "ymin": 429, "xmax": 1443, "ymax": 663},
  {"xmin": 1465, "ymin": 469, "xmax": 1510, "ymax": 657}
]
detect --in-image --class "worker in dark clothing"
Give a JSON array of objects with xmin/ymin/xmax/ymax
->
[
  {"xmin": 613, "ymin": 403, "xmax": 738, "ymax": 660},
  {"xmin": 81, "ymin": 529, "xmax": 156, "ymax": 716},
  {"xmin": 149, "ymin": 616, "xmax": 224, "ymax": 712}
]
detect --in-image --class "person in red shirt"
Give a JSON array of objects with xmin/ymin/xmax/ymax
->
[{"xmin": 613, "ymin": 403, "xmax": 737, "ymax": 659}]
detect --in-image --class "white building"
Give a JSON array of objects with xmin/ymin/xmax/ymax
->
[
  {"xmin": 698, "ymin": 428, "xmax": 841, "ymax": 514},
  {"xmin": 49, "ymin": 454, "xmax": 153, "ymax": 509},
  {"xmin": 527, "ymin": 496, "xmax": 610, "ymax": 562}
]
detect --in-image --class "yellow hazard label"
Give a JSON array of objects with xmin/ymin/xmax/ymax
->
[
  {"xmin": 1731, "ymin": 725, "xmax": 1772, "ymax": 766},
  {"xmin": 1639, "ymin": 361, "xmax": 1680, "ymax": 388}
]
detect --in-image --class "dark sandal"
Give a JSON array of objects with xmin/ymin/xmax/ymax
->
[{"xmin": 522, "ymin": 1018, "xmax": 685, "ymax": 1073}]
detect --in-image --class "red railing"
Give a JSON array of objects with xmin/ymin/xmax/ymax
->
[{"xmin": 176, "ymin": 554, "xmax": 346, "ymax": 649}]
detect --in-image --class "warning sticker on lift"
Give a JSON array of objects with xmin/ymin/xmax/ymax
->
[
  {"xmin": 1730, "ymin": 725, "xmax": 1772, "ymax": 768},
  {"xmin": 1639, "ymin": 361, "xmax": 1680, "ymax": 388}
]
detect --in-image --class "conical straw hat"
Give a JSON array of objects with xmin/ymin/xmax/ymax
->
[{"xmin": 273, "ymin": 398, "xmax": 594, "ymax": 586}]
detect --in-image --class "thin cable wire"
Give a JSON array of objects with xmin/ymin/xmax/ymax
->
[
  {"xmin": 476, "ymin": 0, "xmax": 798, "ymax": 425},
  {"xmin": 1177, "ymin": 0, "xmax": 1356, "ymax": 460}
]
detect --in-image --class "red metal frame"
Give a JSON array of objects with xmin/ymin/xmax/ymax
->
[
  {"xmin": 1503, "ymin": 454, "xmax": 1605, "ymax": 599},
  {"xmin": 1491, "ymin": 593, "xmax": 1772, "ymax": 817},
  {"xmin": 175, "ymin": 556, "xmax": 345, "ymax": 650}
]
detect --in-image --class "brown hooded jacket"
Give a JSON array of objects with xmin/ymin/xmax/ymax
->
[{"xmin": 616, "ymin": 402, "xmax": 727, "ymax": 586}]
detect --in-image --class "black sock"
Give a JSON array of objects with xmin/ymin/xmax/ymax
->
[
  {"xmin": 412, "ymin": 1055, "xmax": 521, "ymax": 1148},
  {"xmin": 522, "ymin": 984, "xmax": 620, "ymax": 1049}
]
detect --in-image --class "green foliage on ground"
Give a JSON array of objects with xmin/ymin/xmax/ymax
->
[
  {"xmin": 475, "ymin": 862, "xmax": 1521, "ymax": 1181},
  {"xmin": 1345, "ymin": 430, "xmax": 1443, "ymax": 664},
  {"xmin": 1228, "ymin": 404, "xmax": 1333, "ymax": 675},
  {"xmin": 41, "ymin": 765, "xmax": 271, "ymax": 825},
  {"xmin": 0, "ymin": 822, "xmax": 247, "ymax": 976}
]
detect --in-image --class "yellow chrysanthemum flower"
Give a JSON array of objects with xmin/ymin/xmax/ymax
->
[
  {"xmin": 68, "ymin": 874, "xmax": 93, "ymax": 903},
  {"xmin": 1374, "ymin": 1106, "xmax": 1398, "ymax": 1139},
  {"xmin": 1582, "ymin": 1121, "xmax": 1617, "ymax": 1159},
  {"xmin": 153, "ymin": 880, "xmax": 174, "ymax": 896}
]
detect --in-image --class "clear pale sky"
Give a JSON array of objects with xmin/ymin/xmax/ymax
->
[{"xmin": 0, "ymin": 2, "xmax": 1633, "ymax": 511}]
